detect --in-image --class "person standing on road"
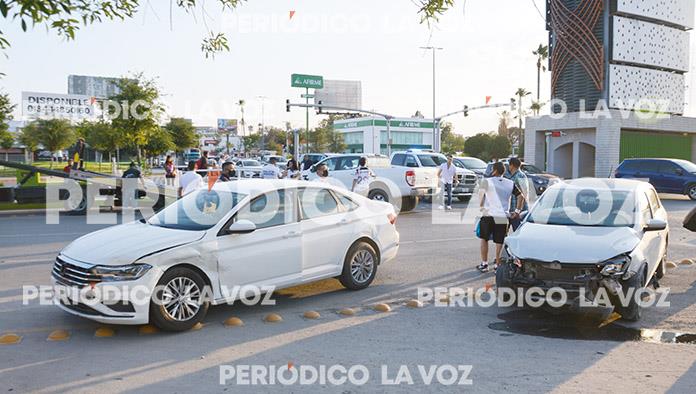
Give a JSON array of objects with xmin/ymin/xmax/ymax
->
[
  {"xmin": 301, "ymin": 155, "xmax": 313, "ymax": 180},
  {"xmin": 436, "ymin": 154, "xmax": 458, "ymax": 210},
  {"xmin": 285, "ymin": 159, "xmax": 301, "ymax": 179},
  {"xmin": 262, "ymin": 157, "xmax": 286, "ymax": 179},
  {"xmin": 179, "ymin": 161, "xmax": 203, "ymax": 197},
  {"xmin": 506, "ymin": 157, "xmax": 528, "ymax": 231},
  {"xmin": 164, "ymin": 155, "xmax": 177, "ymax": 186},
  {"xmin": 476, "ymin": 161, "xmax": 523, "ymax": 273},
  {"xmin": 196, "ymin": 151, "xmax": 209, "ymax": 178},
  {"xmin": 351, "ymin": 157, "xmax": 375, "ymax": 196},
  {"xmin": 314, "ymin": 163, "xmax": 330, "ymax": 182}
]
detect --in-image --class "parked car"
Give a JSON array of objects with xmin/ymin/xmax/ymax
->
[
  {"xmin": 300, "ymin": 153, "xmax": 329, "ymax": 166},
  {"xmin": 183, "ymin": 148, "xmax": 201, "ymax": 163},
  {"xmin": 614, "ymin": 158, "xmax": 696, "ymax": 200},
  {"xmin": 485, "ymin": 161, "xmax": 561, "ymax": 196},
  {"xmin": 391, "ymin": 150, "xmax": 477, "ymax": 201},
  {"xmin": 453, "ymin": 156, "xmax": 488, "ymax": 178},
  {"xmin": 497, "ymin": 178, "xmax": 669, "ymax": 321},
  {"xmin": 52, "ymin": 180, "xmax": 399, "ymax": 331},
  {"xmin": 236, "ymin": 159, "xmax": 264, "ymax": 178},
  {"xmin": 307, "ymin": 154, "xmax": 439, "ymax": 212}
]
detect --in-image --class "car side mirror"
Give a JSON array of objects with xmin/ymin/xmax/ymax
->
[
  {"xmin": 684, "ymin": 206, "xmax": 696, "ymax": 232},
  {"xmin": 644, "ymin": 218, "xmax": 667, "ymax": 232},
  {"xmin": 222, "ymin": 219, "xmax": 256, "ymax": 235},
  {"xmin": 310, "ymin": 165, "xmax": 317, "ymax": 173},
  {"xmin": 675, "ymin": 168, "xmax": 684, "ymax": 176}
]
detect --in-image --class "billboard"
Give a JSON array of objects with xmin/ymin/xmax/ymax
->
[
  {"xmin": 22, "ymin": 91, "xmax": 97, "ymax": 120},
  {"xmin": 68, "ymin": 75, "xmax": 121, "ymax": 99},
  {"xmin": 217, "ymin": 119, "xmax": 238, "ymax": 134},
  {"xmin": 314, "ymin": 80, "xmax": 362, "ymax": 113}
]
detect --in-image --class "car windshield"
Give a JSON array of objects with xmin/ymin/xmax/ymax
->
[
  {"xmin": 148, "ymin": 190, "xmax": 246, "ymax": 231},
  {"xmin": 417, "ymin": 154, "xmax": 447, "ymax": 167},
  {"xmin": 242, "ymin": 160, "xmax": 261, "ymax": 167},
  {"xmin": 526, "ymin": 186, "xmax": 636, "ymax": 227},
  {"xmin": 458, "ymin": 157, "xmax": 487, "ymax": 169},
  {"xmin": 674, "ymin": 159, "xmax": 696, "ymax": 173},
  {"xmin": 522, "ymin": 164, "xmax": 544, "ymax": 174}
]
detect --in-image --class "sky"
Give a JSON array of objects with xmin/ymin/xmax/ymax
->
[{"xmin": 1, "ymin": 0, "xmax": 696, "ymax": 137}]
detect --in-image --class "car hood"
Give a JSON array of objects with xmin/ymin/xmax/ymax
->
[
  {"xmin": 506, "ymin": 223, "xmax": 640, "ymax": 264},
  {"xmin": 61, "ymin": 221, "xmax": 205, "ymax": 266}
]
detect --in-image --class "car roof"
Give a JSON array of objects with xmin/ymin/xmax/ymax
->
[
  {"xmin": 560, "ymin": 178, "xmax": 649, "ymax": 191},
  {"xmin": 210, "ymin": 179, "xmax": 344, "ymax": 196}
]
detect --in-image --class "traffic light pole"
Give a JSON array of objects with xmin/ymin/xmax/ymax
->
[
  {"xmin": 305, "ymin": 88, "xmax": 309, "ymax": 154},
  {"xmin": 433, "ymin": 101, "xmax": 515, "ymax": 152}
]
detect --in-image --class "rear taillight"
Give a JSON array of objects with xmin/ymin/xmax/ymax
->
[
  {"xmin": 405, "ymin": 170, "xmax": 416, "ymax": 186},
  {"xmin": 388, "ymin": 213, "xmax": 397, "ymax": 225}
]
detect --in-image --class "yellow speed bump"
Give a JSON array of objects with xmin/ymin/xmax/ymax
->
[
  {"xmin": 47, "ymin": 329, "xmax": 70, "ymax": 341},
  {"xmin": 138, "ymin": 325, "xmax": 159, "ymax": 335},
  {"xmin": 666, "ymin": 261, "xmax": 679, "ymax": 269},
  {"xmin": 406, "ymin": 299, "xmax": 423, "ymax": 308},
  {"xmin": 679, "ymin": 258, "xmax": 694, "ymax": 266},
  {"xmin": 598, "ymin": 312, "xmax": 622, "ymax": 328},
  {"xmin": 338, "ymin": 308, "xmax": 356, "ymax": 316},
  {"xmin": 0, "ymin": 333, "xmax": 22, "ymax": 345},
  {"xmin": 95, "ymin": 327, "xmax": 115, "ymax": 338},
  {"xmin": 303, "ymin": 311, "xmax": 321, "ymax": 319},
  {"xmin": 373, "ymin": 303, "xmax": 391, "ymax": 313},
  {"xmin": 190, "ymin": 322, "xmax": 204, "ymax": 331},
  {"xmin": 224, "ymin": 317, "xmax": 244, "ymax": 327},
  {"xmin": 264, "ymin": 313, "xmax": 283, "ymax": 323}
]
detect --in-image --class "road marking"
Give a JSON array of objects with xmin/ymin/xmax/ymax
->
[
  {"xmin": 338, "ymin": 308, "xmax": 356, "ymax": 316},
  {"xmin": 47, "ymin": 329, "xmax": 70, "ymax": 341},
  {"xmin": 263, "ymin": 313, "xmax": 283, "ymax": 323},
  {"xmin": 373, "ymin": 303, "xmax": 391, "ymax": 312},
  {"xmin": 95, "ymin": 327, "xmax": 115, "ymax": 337},
  {"xmin": 138, "ymin": 325, "xmax": 158, "ymax": 335},
  {"xmin": 303, "ymin": 311, "xmax": 320, "ymax": 319},
  {"xmin": 0, "ymin": 333, "xmax": 22, "ymax": 345},
  {"xmin": 406, "ymin": 299, "xmax": 423, "ymax": 308},
  {"xmin": 223, "ymin": 317, "xmax": 244, "ymax": 327}
]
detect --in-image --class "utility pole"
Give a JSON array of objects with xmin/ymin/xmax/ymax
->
[
  {"xmin": 257, "ymin": 95, "xmax": 267, "ymax": 151},
  {"xmin": 420, "ymin": 46, "xmax": 443, "ymax": 152}
]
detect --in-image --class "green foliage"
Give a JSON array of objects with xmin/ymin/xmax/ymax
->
[
  {"xmin": 242, "ymin": 133, "xmax": 261, "ymax": 151},
  {"xmin": 144, "ymin": 127, "xmax": 174, "ymax": 156},
  {"xmin": 108, "ymin": 73, "xmax": 164, "ymax": 161},
  {"xmin": 23, "ymin": 119, "xmax": 75, "ymax": 167},
  {"xmin": 0, "ymin": 92, "xmax": 14, "ymax": 148},
  {"xmin": 440, "ymin": 122, "xmax": 465, "ymax": 154},
  {"xmin": 310, "ymin": 116, "xmax": 346, "ymax": 153},
  {"xmin": 165, "ymin": 118, "xmax": 197, "ymax": 152},
  {"xmin": 464, "ymin": 132, "xmax": 511, "ymax": 161},
  {"xmin": 17, "ymin": 128, "xmax": 39, "ymax": 154},
  {"xmin": 77, "ymin": 119, "xmax": 122, "ymax": 157}
]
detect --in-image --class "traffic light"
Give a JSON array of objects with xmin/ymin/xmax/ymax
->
[
  {"xmin": 463, "ymin": 105, "xmax": 469, "ymax": 117},
  {"xmin": 317, "ymin": 100, "xmax": 323, "ymax": 114},
  {"xmin": 286, "ymin": 99, "xmax": 290, "ymax": 112}
]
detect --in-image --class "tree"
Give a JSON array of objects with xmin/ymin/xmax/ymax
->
[
  {"xmin": 17, "ymin": 127, "xmax": 39, "ymax": 162},
  {"xmin": 25, "ymin": 119, "xmax": 75, "ymax": 168},
  {"xmin": 497, "ymin": 111, "xmax": 512, "ymax": 137},
  {"xmin": 0, "ymin": 1, "xmax": 451, "ymax": 57},
  {"xmin": 464, "ymin": 133, "xmax": 492, "ymax": 160},
  {"xmin": 533, "ymin": 44, "xmax": 549, "ymax": 102},
  {"xmin": 77, "ymin": 119, "xmax": 123, "ymax": 161},
  {"xmin": 488, "ymin": 135, "xmax": 511, "ymax": 161},
  {"xmin": 237, "ymin": 100, "xmax": 246, "ymax": 137},
  {"xmin": 165, "ymin": 118, "xmax": 197, "ymax": 160},
  {"xmin": 0, "ymin": 92, "xmax": 15, "ymax": 149},
  {"xmin": 144, "ymin": 127, "xmax": 174, "ymax": 158},
  {"xmin": 108, "ymin": 74, "xmax": 164, "ymax": 163},
  {"xmin": 440, "ymin": 122, "xmax": 465, "ymax": 154},
  {"xmin": 242, "ymin": 134, "xmax": 261, "ymax": 152},
  {"xmin": 514, "ymin": 88, "xmax": 531, "ymax": 129}
]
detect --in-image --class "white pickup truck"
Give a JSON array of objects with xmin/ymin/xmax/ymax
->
[{"xmin": 305, "ymin": 154, "xmax": 438, "ymax": 212}]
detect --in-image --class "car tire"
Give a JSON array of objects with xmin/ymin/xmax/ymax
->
[
  {"xmin": 616, "ymin": 264, "xmax": 646, "ymax": 322},
  {"xmin": 339, "ymin": 242, "xmax": 379, "ymax": 290},
  {"xmin": 686, "ymin": 183, "xmax": 696, "ymax": 201},
  {"xmin": 368, "ymin": 189, "xmax": 390, "ymax": 203},
  {"xmin": 495, "ymin": 262, "xmax": 514, "ymax": 303},
  {"xmin": 400, "ymin": 196, "xmax": 418, "ymax": 212},
  {"xmin": 149, "ymin": 267, "xmax": 210, "ymax": 331}
]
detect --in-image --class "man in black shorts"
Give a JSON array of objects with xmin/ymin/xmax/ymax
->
[{"xmin": 476, "ymin": 161, "xmax": 523, "ymax": 273}]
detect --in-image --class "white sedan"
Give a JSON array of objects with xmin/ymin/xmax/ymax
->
[
  {"xmin": 497, "ymin": 178, "xmax": 669, "ymax": 321},
  {"xmin": 52, "ymin": 180, "xmax": 399, "ymax": 331}
]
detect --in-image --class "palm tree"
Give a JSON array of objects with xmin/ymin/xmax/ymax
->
[
  {"xmin": 514, "ymin": 88, "xmax": 531, "ymax": 129},
  {"xmin": 237, "ymin": 99, "xmax": 246, "ymax": 136},
  {"xmin": 532, "ymin": 44, "xmax": 549, "ymax": 102},
  {"xmin": 530, "ymin": 100, "xmax": 545, "ymax": 116},
  {"xmin": 497, "ymin": 110, "xmax": 512, "ymax": 137}
]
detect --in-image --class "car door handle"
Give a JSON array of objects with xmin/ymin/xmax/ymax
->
[
  {"xmin": 338, "ymin": 218, "xmax": 349, "ymax": 225},
  {"xmin": 283, "ymin": 231, "xmax": 302, "ymax": 238}
]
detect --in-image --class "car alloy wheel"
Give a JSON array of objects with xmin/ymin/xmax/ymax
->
[
  {"xmin": 688, "ymin": 184, "xmax": 696, "ymax": 200},
  {"xmin": 162, "ymin": 277, "xmax": 201, "ymax": 322},
  {"xmin": 350, "ymin": 250, "xmax": 375, "ymax": 284}
]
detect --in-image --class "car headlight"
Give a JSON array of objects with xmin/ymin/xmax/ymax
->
[
  {"xmin": 599, "ymin": 255, "xmax": 630, "ymax": 276},
  {"xmin": 90, "ymin": 264, "xmax": 152, "ymax": 282},
  {"xmin": 504, "ymin": 245, "xmax": 523, "ymax": 267},
  {"xmin": 533, "ymin": 178, "xmax": 547, "ymax": 184}
]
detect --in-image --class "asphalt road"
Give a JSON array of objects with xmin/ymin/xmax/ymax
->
[{"xmin": 1, "ymin": 197, "xmax": 695, "ymax": 393}]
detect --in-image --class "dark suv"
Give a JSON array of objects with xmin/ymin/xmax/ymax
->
[{"xmin": 615, "ymin": 158, "xmax": 696, "ymax": 200}]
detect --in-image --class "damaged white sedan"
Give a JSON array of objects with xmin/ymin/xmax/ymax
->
[
  {"xmin": 52, "ymin": 180, "xmax": 399, "ymax": 331},
  {"xmin": 497, "ymin": 178, "xmax": 669, "ymax": 321}
]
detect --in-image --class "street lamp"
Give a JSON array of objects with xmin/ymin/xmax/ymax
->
[
  {"xmin": 420, "ymin": 46, "xmax": 443, "ymax": 152},
  {"xmin": 257, "ymin": 95, "xmax": 268, "ymax": 151}
]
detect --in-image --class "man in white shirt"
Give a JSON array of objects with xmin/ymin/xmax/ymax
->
[
  {"xmin": 351, "ymin": 157, "xmax": 376, "ymax": 197},
  {"xmin": 179, "ymin": 161, "xmax": 203, "ymax": 197},
  {"xmin": 477, "ymin": 161, "xmax": 523, "ymax": 273},
  {"xmin": 262, "ymin": 157, "xmax": 285, "ymax": 179},
  {"xmin": 436, "ymin": 154, "xmax": 458, "ymax": 210}
]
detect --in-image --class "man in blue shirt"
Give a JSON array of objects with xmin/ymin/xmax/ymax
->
[{"xmin": 506, "ymin": 157, "xmax": 528, "ymax": 231}]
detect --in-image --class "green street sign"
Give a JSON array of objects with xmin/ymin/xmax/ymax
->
[{"xmin": 291, "ymin": 74, "xmax": 323, "ymax": 89}]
